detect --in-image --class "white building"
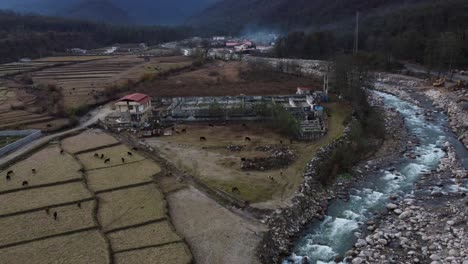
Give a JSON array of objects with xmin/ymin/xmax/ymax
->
[
  {"xmin": 115, "ymin": 93, "xmax": 152, "ymax": 125},
  {"xmin": 296, "ymin": 87, "xmax": 313, "ymax": 95}
]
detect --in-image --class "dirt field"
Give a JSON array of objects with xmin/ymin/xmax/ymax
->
[
  {"xmin": 139, "ymin": 61, "xmax": 320, "ymax": 97},
  {"xmin": 33, "ymin": 56, "xmax": 111, "ymax": 62},
  {"xmin": 0, "ymin": 182, "xmax": 92, "ymax": 216},
  {"xmin": 87, "ymin": 159, "xmax": 160, "ymax": 192},
  {"xmin": 108, "ymin": 220, "xmax": 181, "ymax": 252},
  {"xmin": 167, "ymin": 186, "xmax": 265, "ymax": 264},
  {"xmin": 147, "ymin": 102, "xmax": 350, "ymax": 205},
  {"xmin": 0, "ymin": 200, "xmax": 95, "ymax": 247},
  {"xmin": 114, "ymin": 242, "xmax": 191, "ymax": 264},
  {"xmin": 0, "ymin": 230, "xmax": 109, "ymax": 264},
  {"xmin": 76, "ymin": 144, "xmax": 145, "ymax": 170},
  {"xmin": 61, "ymin": 129, "xmax": 119, "ymax": 154},
  {"xmin": 97, "ymin": 184, "xmax": 167, "ymax": 231},
  {"xmin": 0, "ymin": 145, "xmax": 82, "ymax": 192}
]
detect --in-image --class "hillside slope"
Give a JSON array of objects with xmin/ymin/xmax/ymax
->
[{"xmin": 66, "ymin": 0, "xmax": 131, "ymax": 25}]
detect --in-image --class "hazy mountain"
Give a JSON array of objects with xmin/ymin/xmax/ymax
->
[
  {"xmin": 0, "ymin": 0, "xmax": 219, "ymax": 25},
  {"xmin": 187, "ymin": 0, "xmax": 428, "ymax": 33}
]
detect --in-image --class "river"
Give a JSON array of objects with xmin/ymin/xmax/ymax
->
[{"xmin": 284, "ymin": 91, "xmax": 468, "ymax": 264}]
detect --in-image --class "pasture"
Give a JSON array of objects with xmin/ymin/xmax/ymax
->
[
  {"xmin": 0, "ymin": 230, "xmax": 109, "ymax": 264},
  {"xmin": 97, "ymin": 184, "xmax": 167, "ymax": 231},
  {"xmin": 0, "ymin": 145, "xmax": 82, "ymax": 193},
  {"xmin": 76, "ymin": 144, "xmax": 145, "ymax": 170},
  {"xmin": 147, "ymin": 102, "xmax": 351, "ymax": 204},
  {"xmin": 61, "ymin": 129, "xmax": 119, "ymax": 154},
  {"xmin": 108, "ymin": 220, "xmax": 181, "ymax": 252},
  {"xmin": 87, "ymin": 159, "xmax": 160, "ymax": 192}
]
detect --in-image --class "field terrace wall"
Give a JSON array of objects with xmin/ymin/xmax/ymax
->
[
  {"xmin": 257, "ymin": 121, "xmax": 355, "ymax": 264},
  {"xmin": 0, "ymin": 130, "xmax": 42, "ymax": 157},
  {"xmin": 243, "ymin": 56, "xmax": 330, "ymax": 77}
]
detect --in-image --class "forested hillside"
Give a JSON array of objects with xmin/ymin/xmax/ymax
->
[
  {"xmin": 273, "ymin": 0, "xmax": 468, "ymax": 71},
  {"xmin": 0, "ymin": 11, "xmax": 190, "ymax": 63}
]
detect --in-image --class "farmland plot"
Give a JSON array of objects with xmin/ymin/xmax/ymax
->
[
  {"xmin": 114, "ymin": 242, "xmax": 191, "ymax": 264},
  {"xmin": 61, "ymin": 129, "xmax": 119, "ymax": 154},
  {"xmin": 0, "ymin": 182, "xmax": 92, "ymax": 216},
  {"xmin": 76, "ymin": 144, "xmax": 145, "ymax": 170},
  {"xmin": 97, "ymin": 184, "xmax": 166, "ymax": 232},
  {"xmin": 87, "ymin": 159, "xmax": 160, "ymax": 192},
  {"xmin": 0, "ymin": 145, "xmax": 82, "ymax": 193},
  {"xmin": 0, "ymin": 200, "xmax": 95, "ymax": 247},
  {"xmin": 108, "ymin": 220, "xmax": 181, "ymax": 252},
  {"xmin": 0, "ymin": 230, "xmax": 109, "ymax": 264}
]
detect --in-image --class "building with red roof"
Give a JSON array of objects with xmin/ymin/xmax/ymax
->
[{"xmin": 114, "ymin": 93, "xmax": 152, "ymax": 125}]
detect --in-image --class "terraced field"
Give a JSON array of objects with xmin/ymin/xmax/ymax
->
[
  {"xmin": 31, "ymin": 55, "xmax": 193, "ymax": 109},
  {"xmin": 0, "ymin": 130, "xmax": 191, "ymax": 263}
]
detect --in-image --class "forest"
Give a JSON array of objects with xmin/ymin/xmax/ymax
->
[
  {"xmin": 0, "ymin": 11, "xmax": 190, "ymax": 63},
  {"xmin": 273, "ymin": 0, "xmax": 468, "ymax": 71}
]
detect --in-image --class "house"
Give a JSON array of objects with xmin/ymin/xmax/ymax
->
[
  {"xmin": 296, "ymin": 87, "xmax": 313, "ymax": 95},
  {"xmin": 115, "ymin": 93, "xmax": 152, "ymax": 125},
  {"xmin": 69, "ymin": 48, "xmax": 87, "ymax": 54}
]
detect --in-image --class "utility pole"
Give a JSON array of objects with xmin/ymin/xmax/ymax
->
[{"xmin": 354, "ymin": 11, "xmax": 359, "ymax": 54}]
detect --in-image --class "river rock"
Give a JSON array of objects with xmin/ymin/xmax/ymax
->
[
  {"xmin": 352, "ymin": 257, "xmax": 363, "ymax": 264},
  {"xmin": 386, "ymin": 203, "xmax": 398, "ymax": 210},
  {"xmin": 430, "ymin": 254, "xmax": 441, "ymax": 261}
]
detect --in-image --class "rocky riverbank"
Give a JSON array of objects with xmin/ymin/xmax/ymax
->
[
  {"xmin": 346, "ymin": 143, "xmax": 467, "ymax": 264},
  {"xmin": 257, "ymin": 100, "xmax": 410, "ymax": 263}
]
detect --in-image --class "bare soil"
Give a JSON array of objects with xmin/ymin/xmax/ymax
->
[
  {"xmin": 114, "ymin": 242, "xmax": 191, "ymax": 264},
  {"xmin": 61, "ymin": 129, "xmax": 119, "ymax": 154},
  {"xmin": 166, "ymin": 186, "xmax": 266, "ymax": 264}
]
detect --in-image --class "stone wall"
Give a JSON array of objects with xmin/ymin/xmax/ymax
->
[
  {"xmin": 0, "ymin": 130, "xmax": 42, "ymax": 157},
  {"xmin": 243, "ymin": 56, "xmax": 329, "ymax": 77},
  {"xmin": 257, "ymin": 122, "xmax": 354, "ymax": 263}
]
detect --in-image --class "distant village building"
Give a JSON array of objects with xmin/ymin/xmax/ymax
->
[
  {"xmin": 68, "ymin": 48, "xmax": 87, "ymax": 55},
  {"xmin": 296, "ymin": 87, "xmax": 313, "ymax": 95},
  {"xmin": 115, "ymin": 43, "xmax": 148, "ymax": 53},
  {"xmin": 115, "ymin": 93, "xmax": 152, "ymax": 125},
  {"xmin": 19, "ymin": 58, "xmax": 32, "ymax": 63}
]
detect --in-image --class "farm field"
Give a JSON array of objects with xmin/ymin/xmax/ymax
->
[
  {"xmin": 31, "ymin": 55, "xmax": 193, "ymax": 109},
  {"xmin": 0, "ymin": 200, "xmax": 95, "ymax": 247},
  {"xmin": 97, "ymin": 184, "xmax": 167, "ymax": 231},
  {"xmin": 0, "ymin": 81, "xmax": 71, "ymax": 132},
  {"xmin": 76, "ymin": 144, "xmax": 145, "ymax": 170},
  {"xmin": 108, "ymin": 220, "xmax": 181, "ymax": 252},
  {"xmin": 114, "ymin": 243, "xmax": 191, "ymax": 264},
  {"xmin": 146, "ymin": 101, "xmax": 351, "ymax": 204},
  {"xmin": 61, "ymin": 129, "xmax": 119, "ymax": 154},
  {"xmin": 0, "ymin": 182, "xmax": 92, "ymax": 216},
  {"xmin": 0, "ymin": 145, "xmax": 82, "ymax": 193},
  {"xmin": 0, "ymin": 230, "xmax": 109, "ymax": 264},
  {"xmin": 87, "ymin": 159, "xmax": 160, "ymax": 192},
  {"xmin": 139, "ymin": 60, "xmax": 320, "ymax": 98}
]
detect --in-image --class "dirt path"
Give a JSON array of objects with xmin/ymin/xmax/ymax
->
[
  {"xmin": 167, "ymin": 186, "xmax": 266, "ymax": 264},
  {"xmin": 0, "ymin": 104, "xmax": 113, "ymax": 167}
]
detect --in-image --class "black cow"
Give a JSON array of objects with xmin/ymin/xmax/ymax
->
[
  {"xmin": 100, "ymin": 154, "xmax": 104, "ymax": 159},
  {"xmin": 200, "ymin": 137, "xmax": 207, "ymax": 141},
  {"xmin": 53, "ymin": 212, "xmax": 58, "ymax": 220},
  {"xmin": 121, "ymin": 157, "xmax": 125, "ymax": 163},
  {"xmin": 6, "ymin": 175, "xmax": 11, "ymax": 181},
  {"xmin": 245, "ymin": 137, "xmax": 251, "ymax": 142},
  {"xmin": 241, "ymin": 157, "xmax": 246, "ymax": 162},
  {"xmin": 127, "ymin": 152, "xmax": 133, "ymax": 156},
  {"xmin": 60, "ymin": 149, "xmax": 64, "ymax": 155},
  {"xmin": 104, "ymin": 158, "xmax": 110, "ymax": 164},
  {"xmin": 7, "ymin": 170, "xmax": 13, "ymax": 175},
  {"xmin": 32, "ymin": 169, "xmax": 36, "ymax": 174},
  {"xmin": 94, "ymin": 153, "xmax": 99, "ymax": 158},
  {"xmin": 22, "ymin": 181, "xmax": 28, "ymax": 186}
]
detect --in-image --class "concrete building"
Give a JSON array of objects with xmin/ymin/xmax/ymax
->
[{"xmin": 115, "ymin": 93, "xmax": 152, "ymax": 125}]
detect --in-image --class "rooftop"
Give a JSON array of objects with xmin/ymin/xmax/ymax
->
[{"xmin": 117, "ymin": 93, "xmax": 150, "ymax": 104}]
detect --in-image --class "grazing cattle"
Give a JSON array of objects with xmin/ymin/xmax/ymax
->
[
  {"xmin": 279, "ymin": 140, "xmax": 283, "ymax": 144},
  {"xmin": 200, "ymin": 137, "xmax": 207, "ymax": 141},
  {"xmin": 280, "ymin": 170, "xmax": 284, "ymax": 176},
  {"xmin": 241, "ymin": 157, "xmax": 246, "ymax": 162},
  {"xmin": 290, "ymin": 139, "xmax": 294, "ymax": 144},
  {"xmin": 100, "ymin": 154, "xmax": 104, "ymax": 159},
  {"xmin": 232, "ymin": 187, "xmax": 239, "ymax": 193},
  {"xmin": 77, "ymin": 202, "xmax": 81, "ymax": 209},
  {"xmin": 121, "ymin": 157, "xmax": 125, "ymax": 163},
  {"xmin": 104, "ymin": 158, "xmax": 110, "ymax": 164},
  {"xmin": 171, "ymin": 127, "xmax": 175, "ymax": 131},
  {"xmin": 127, "ymin": 152, "xmax": 133, "ymax": 156},
  {"xmin": 208, "ymin": 124, "xmax": 214, "ymax": 127},
  {"xmin": 175, "ymin": 131, "xmax": 180, "ymax": 134},
  {"xmin": 6, "ymin": 175, "xmax": 11, "ymax": 181},
  {"xmin": 242, "ymin": 123, "xmax": 247, "ymax": 128},
  {"xmin": 268, "ymin": 176, "xmax": 275, "ymax": 182},
  {"xmin": 22, "ymin": 181, "xmax": 28, "ymax": 186},
  {"xmin": 94, "ymin": 153, "xmax": 99, "ymax": 158},
  {"xmin": 78, "ymin": 168, "xmax": 85, "ymax": 173},
  {"xmin": 181, "ymin": 129, "xmax": 187, "ymax": 133},
  {"xmin": 132, "ymin": 147, "xmax": 138, "ymax": 151},
  {"xmin": 60, "ymin": 149, "xmax": 64, "ymax": 154},
  {"xmin": 245, "ymin": 137, "xmax": 251, "ymax": 142},
  {"xmin": 45, "ymin": 208, "xmax": 50, "ymax": 215},
  {"xmin": 53, "ymin": 212, "xmax": 58, "ymax": 220},
  {"xmin": 7, "ymin": 170, "xmax": 13, "ymax": 175},
  {"xmin": 32, "ymin": 169, "xmax": 36, "ymax": 174}
]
